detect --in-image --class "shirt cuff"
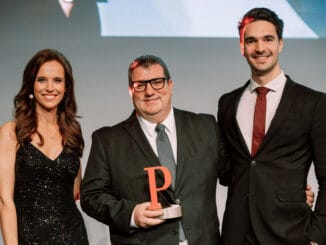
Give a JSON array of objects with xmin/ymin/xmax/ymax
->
[{"xmin": 130, "ymin": 207, "xmax": 139, "ymax": 228}]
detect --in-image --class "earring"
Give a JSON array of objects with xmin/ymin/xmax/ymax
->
[{"xmin": 29, "ymin": 94, "xmax": 34, "ymax": 99}]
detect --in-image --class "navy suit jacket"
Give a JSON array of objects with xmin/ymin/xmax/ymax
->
[
  {"xmin": 81, "ymin": 108, "xmax": 221, "ymax": 245},
  {"xmin": 218, "ymin": 77, "xmax": 326, "ymax": 245}
]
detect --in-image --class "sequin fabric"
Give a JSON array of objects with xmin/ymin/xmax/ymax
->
[{"xmin": 14, "ymin": 142, "xmax": 89, "ymax": 245}]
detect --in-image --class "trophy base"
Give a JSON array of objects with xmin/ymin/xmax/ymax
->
[{"xmin": 158, "ymin": 204, "xmax": 182, "ymax": 219}]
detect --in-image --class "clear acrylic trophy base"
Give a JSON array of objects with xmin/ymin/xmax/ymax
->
[{"xmin": 158, "ymin": 204, "xmax": 182, "ymax": 219}]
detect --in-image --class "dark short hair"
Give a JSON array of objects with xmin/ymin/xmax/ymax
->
[
  {"xmin": 128, "ymin": 55, "xmax": 171, "ymax": 84},
  {"xmin": 238, "ymin": 8, "xmax": 284, "ymax": 43}
]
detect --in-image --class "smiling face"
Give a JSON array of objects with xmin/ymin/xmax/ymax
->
[
  {"xmin": 33, "ymin": 60, "xmax": 66, "ymax": 113},
  {"xmin": 241, "ymin": 20, "xmax": 283, "ymax": 84},
  {"xmin": 129, "ymin": 63, "xmax": 173, "ymax": 123}
]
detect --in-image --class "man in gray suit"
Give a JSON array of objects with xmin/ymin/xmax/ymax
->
[
  {"xmin": 218, "ymin": 8, "xmax": 326, "ymax": 245},
  {"xmin": 80, "ymin": 55, "xmax": 221, "ymax": 245}
]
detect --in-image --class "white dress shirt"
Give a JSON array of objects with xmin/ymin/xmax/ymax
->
[{"xmin": 138, "ymin": 108, "xmax": 177, "ymax": 162}]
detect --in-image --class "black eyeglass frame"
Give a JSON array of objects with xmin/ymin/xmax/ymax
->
[{"xmin": 129, "ymin": 77, "xmax": 169, "ymax": 92}]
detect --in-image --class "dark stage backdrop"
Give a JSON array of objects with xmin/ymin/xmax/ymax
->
[{"xmin": 1, "ymin": 1, "xmax": 325, "ymax": 244}]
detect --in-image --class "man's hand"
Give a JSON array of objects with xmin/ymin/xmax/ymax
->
[
  {"xmin": 134, "ymin": 202, "xmax": 165, "ymax": 228},
  {"xmin": 306, "ymin": 185, "xmax": 315, "ymax": 208},
  {"xmin": 306, "ymin": 185, "xmax": 316, "ymax": 245}
]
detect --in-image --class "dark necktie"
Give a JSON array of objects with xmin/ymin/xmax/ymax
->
[
  {"xmin": 156, "ymin": 124, "xmax": 176, "ymax": 187},
  {"xmin": 251, "ymin": 87, "xmax": 270, "ymax": 157},
  {"xmin": 155, "ymin": 124, "xmax": 186, "ymax": 242}
]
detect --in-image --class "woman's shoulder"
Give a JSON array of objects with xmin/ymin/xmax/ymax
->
[{"xmin": 0, "ymin": 121, "xmax": 17, "ymax": 143}]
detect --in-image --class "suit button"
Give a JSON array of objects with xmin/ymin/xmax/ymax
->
[{"xmin": 251, "ymin": 160, "xmax": 256, "ymax": 167}]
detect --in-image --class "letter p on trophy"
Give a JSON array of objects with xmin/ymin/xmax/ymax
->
[{"xmin": 144, "ymin": 166, "xmax": 182, "ymax": 219}]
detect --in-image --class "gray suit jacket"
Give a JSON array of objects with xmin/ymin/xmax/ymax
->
[
  {"xmin": 218, "ymin": 77, "xmax": 326, "ymax": 245},
  {"xmin": 81, "ymin": 108, "xmax": 221, "ymax": 245}
]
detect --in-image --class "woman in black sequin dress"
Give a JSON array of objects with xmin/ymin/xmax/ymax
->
[{"xmin": 0, "ymin": 49, "xmax": 89, "ymax": 244}]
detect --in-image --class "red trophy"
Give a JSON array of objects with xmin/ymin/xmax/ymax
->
[{"xmin": 144, "ymin": 166, "xmax": 182, "ymax": 219}]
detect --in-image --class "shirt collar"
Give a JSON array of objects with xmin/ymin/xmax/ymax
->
[
  {"xmin": 137, "ymin": 107, "xmax": 175, "ymax": 137},
  {"xmin": 249, "ymin": 70, "xmax": 286, "ymax": 93}
]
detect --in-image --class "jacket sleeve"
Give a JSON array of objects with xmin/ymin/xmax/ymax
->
[
  {"xmin": 217, "ymin": 95, "xmax": 232, "ymax": 186},
  {"xmin": 80, "ymin": 130, "xmax": 137, "ymax": 235},
  {"xmin": 309, "ymin": 93, "xmax": 326, "ymax": 244}
]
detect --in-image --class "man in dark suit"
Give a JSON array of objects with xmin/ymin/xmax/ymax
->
[
  {"xmin": 80, "ymin": 55, "xmax": 221, "ymax": 245},
  {"xmin": 218, "ymin": 8, "xmax": 326, "ymax": 245}
]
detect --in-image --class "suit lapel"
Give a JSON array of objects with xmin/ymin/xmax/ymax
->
[
  {"xmin": 124, "ymin": 111, "xmax": 160, "ymax": 167},
  {"xmin": 174, "ymin": 109, "xmax": 188, "ymax": 193},
  {"xmin": 233, "ymin": 82, "xmax": 252, "ymax": 156}
]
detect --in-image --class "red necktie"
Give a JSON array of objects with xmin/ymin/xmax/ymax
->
[{"xmin": 251, "ymin": 87, "xmax": 270, "ymax": 156}]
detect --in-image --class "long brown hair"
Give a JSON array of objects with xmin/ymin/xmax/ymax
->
[{"xmin": 14, "ymin": 49, "xmax": 84, "ymax": 157}]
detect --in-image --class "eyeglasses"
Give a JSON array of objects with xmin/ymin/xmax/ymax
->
[{"xmin": 129, "ymin": 77, "xmax": 168, "ymax": 92}]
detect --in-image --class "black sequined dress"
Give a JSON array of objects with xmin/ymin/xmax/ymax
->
[{"xmin": 14, "ymin": 142, "xmax": 89, "ymax": 244}]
